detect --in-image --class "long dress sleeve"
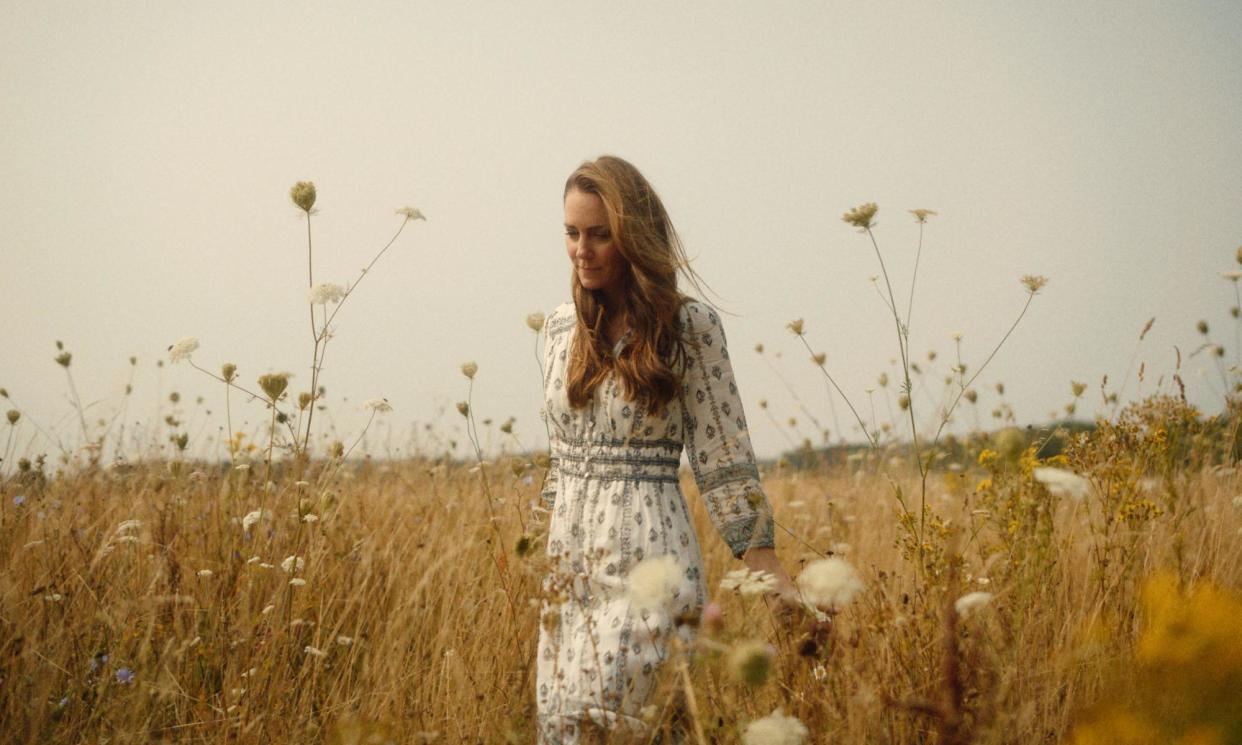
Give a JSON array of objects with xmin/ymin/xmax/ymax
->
[
  {"xmin": 678, "ymin": 302, "xmax": 776, "ymax": 560},
  {"xmin": 538, "ymin": 306, "xmax": 565, "ymax": 511}
]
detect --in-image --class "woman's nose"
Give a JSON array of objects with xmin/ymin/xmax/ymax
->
[{"xmin": 574, "ymin": 238, "xmax": 592, "ymax": 259}]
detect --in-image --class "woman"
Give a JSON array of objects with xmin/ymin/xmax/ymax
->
[{"xmin": 536, "ymin": 156, "xmax": 800, "ymax": 743}]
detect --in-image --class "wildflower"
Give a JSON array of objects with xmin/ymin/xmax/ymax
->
[
  {"xmin": 842, "ymin": 202, "xmax": 878, "ymax": 230},
  {"xmin": 90, "ymin": 653, "xmax": 109, "ymax": 673},
  {"xmin": 115, "ymin": 519, "xmax": 141, "ymax": 534},
  {"xmin": 1222, "ymin": 271, "xmax": 1242, "ymax": 282},
  {"xmin": 964, "ymin": 389, "xmax": 978, "ymax": 404},
  {"xmin": 1196, "ymin": 320, "xmax": 1209, "ymax": 336},
  {"xmin": 786, "ymin": 319, "xmax": 805, "ymax": 336},
  {"xmin": 304, "ymin": 646, "xmax": 326, "ymax": 658},
  {"xmin": 952, "ymin": 331, "xmax": 964, "ymax": 342},
  {"xmin": 297, "ymin": 392, "xmax": 313, "ymax": 410},
  {"xmin": 1071, "ymin": 381, "xmax": 1087, "ymax": 397},
  {"xmin": 115, "ymin": 668, "xmax": 135, "ymax": 684},
  {"xmin": 456, "ymin": 401, "xmax": 470, "ymax": 417},
  {"xmin": 336, "ymin": 635, "xmax": 354, "ymax": 646},
  {"xmin": 13, "ymin": 495, "xmax": 26, "ymax": 506},
  {"xmin": 261, "ymin": 605, "xmax": 275, "ymax": 615},
  {"xmin": 290, "ymin": 181, "xmax": 316, "ymax": 212},
  {"xmin": 258, "ymin": 373, "xmax": 289, "ymax": 401},
  {"xmin": 898, "ymin": 394, "xmax": 910, "ymax": 410},
  {"xmin": 281, "ymin": 555, "xmax": 305, "ymax": 573},
  {"xmin": 741, "ymin": 706, "xmax": 809, "ymax": 745},
  {"xmin": 720, "ymin": 568, "xmax": 779, "ymax": 596},
  {"xmin": 6, "ymin": 410, "xmax": 18, "ymax": 425},
  {"xmin": 461, "ymin": 361, "xmax": 478, "ymax": 379},
  {"xmin": 222, "ymin": 363, "xmax": 237, "ymax": 382},
  {"xmin": 1033, "ymin": 466, "xmax": 1090, "ymax": 499},
  {"xmin": 395, "ymin": 206, "xmax": 425, "ymax": 221},
  {"xmin": 241, "ymin": 510, "xmax": 265, "ymax": 534},
  {"xmin": 167, "ymin": 337, "xmax": 199, "ymax": 363},
  {"xmin": 1020, "ymin": 275, "xmax": 1049, "ymax": 294},
  {"xmin": 302, "ymin": 514, "xmax": 319, "ymax": 523},
  {"xmin": 307, "ymin": 282, "xmax": 346, "ymax": 306},
  {"xmin": 364, "ymin": 398, "xmax": 393, "ymax": 413},
  {"xmin": 797, "ymin": 557, "xmax": 863, "ymax": 611},
  {"xmin": 289, "ymin": 578, "xmax": 307, "ymax": 587},
  {"xmin": 811, "ymin": 352, "xmax": 826, "ymax": 366},
  {"xmin": 526, "ymin": 312, "xmax": 545, "ymax": 332},
  {"xmin": 55, "ymin": 351, "xmax": 72, "ymax": 368},
  {"xmin": 701, "ymin": 602, "xmax": 724, "ymax": 635},
  {"xmin": 44, "ymin": 593, "xmax": 63, "ymax": 602},
  {"xmin": 196, "ymin": 569, "xmax": 213, "ymax": 578},
  {"xmin": 626, "ymin": 554, "xmax": 682, "ymax": 611},
  {"xmin": 909, "ymin": 208, "xmax": 937, "ymax": 223},
  {"xmin": 954, "ymin": 591, "xmax": 994, "ymax": 618},
  {"xmin": 729, "ymin": 640, "xmax": 775, "ymax": 687}
]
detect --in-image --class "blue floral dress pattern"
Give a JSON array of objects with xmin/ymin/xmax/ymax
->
[{"xmin": 535, "ymin": 299, "xmax": 776, "ymax": 743}]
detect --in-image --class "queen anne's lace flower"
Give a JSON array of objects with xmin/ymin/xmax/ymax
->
[
  {"xmin": 307, "ymin": 282, "xmax": 346, "ymax": 305},
  {"xmin": 719, "ymin": 568, "xmax": 779, "ymax": 596},
  {"xmin": 168, "ymin": 337, "xmax": 199, "ymax": 363},
  {"xmin": 626, "ymin": 555, "xmax": 681, "ymax": 611},
  {"xmin": 742, "ymin": 706, "xmax": 810, "ymax": 745},
  {"xmin": 364, "ymin": 398, "xmax": 392, "ymax": 413},
  {"xmin": 281, "ymin": 555, "xmax": 304, "ymax": 574},
  {"xmin": 1033, "ymin": 467, "xmax": 1089, "ymax": 499},
  {"xmin": 797, "ymin": 557, "xmax": 863, "ymax": 611}
]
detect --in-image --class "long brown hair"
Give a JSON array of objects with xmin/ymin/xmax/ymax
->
[{"xmin": 564, "ymin": 155, "xmax": 710, "ymax": 417}]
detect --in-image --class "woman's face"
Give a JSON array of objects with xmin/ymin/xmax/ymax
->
[{"xmin": 564, "ymin": 188, "xmax": 626, "ymax": 299}]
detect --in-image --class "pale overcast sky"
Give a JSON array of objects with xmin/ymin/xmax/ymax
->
[{"xmin": 2, "ymin": 1, "xmax": 1240, "ymax": 462}]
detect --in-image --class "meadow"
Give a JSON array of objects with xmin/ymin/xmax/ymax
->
[{"xmin": 1, "ymin": 185, "xmax": 1240, "ymax": 744}]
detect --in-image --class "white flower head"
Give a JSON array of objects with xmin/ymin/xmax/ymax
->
[
  {"xmin": 526, "ymin": 312, "xmax": 546, "ymax": 332},
  {"xmin": 364, "ymin": 398, "xmax": 393, "ymax": 413},
  {"xmin": 626, "ymin": 554, "xmax": 682, "ymax": 611},
  {"xmin": 1231, "ymin": 495, "xmax": 1242, "ymax": 509},
  {"xmin": 304, "ymin": 645, "xmax": 326, "ymax": 658},
  {"xmin": 1033, "ymin": 467, "xmax": 1090, "ymax": 499},
  {"xmin": 797, "ymin": 557, "xmax": 863, "ymax": 611},
  {"xmin": 167, "ymin": 336, "xmax": 199, "ymax": 363},
  {"xmin": 196, "ymin": 569, "xmax": 213, "ymax": 578},
  {"xmin": 954, "ymin": 591, "xmax": 994, "ymax": 618},
  {"xmin": 242, "ymin": 509, "xmax": 268, "ymax": 532},
  {"xmin": 741, "ymin": 706, "xmax": 810, "ymax": 745},
  {"xmin": 720, "ymin": 568, "xmax": 779, "ymax": 597},
  {"xmin": 280, "ymin": 555, "xmax": 304, "ymax": 574},
  {"xmin": 396, "ymin": 206, "xmax": 426, "ymax": 221},
  {"xmin": 289, "ymin": 577, "xmax": 307, "ymax": 586},
  {"xmin": 307, "ymin": 282, "xmax": 347, "ymax": 305}
]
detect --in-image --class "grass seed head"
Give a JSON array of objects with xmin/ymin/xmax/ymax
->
[{"xmin": 290, "ymin": 181, "xmax": 316, "ymax": 213}]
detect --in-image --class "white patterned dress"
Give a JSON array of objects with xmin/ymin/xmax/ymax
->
[{"xmin": 535, "ymin": 299, "xmax": 776, "ymax": 743}]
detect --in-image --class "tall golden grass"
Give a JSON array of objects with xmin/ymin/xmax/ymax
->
[{"xmin": 1, "ymin": 426, "xmax": 1239, "ymax": 743}]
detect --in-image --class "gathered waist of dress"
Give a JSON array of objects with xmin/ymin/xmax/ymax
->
[{"xmin": 551, "ymin": 436, "xmax": 682, "ymax": 483}]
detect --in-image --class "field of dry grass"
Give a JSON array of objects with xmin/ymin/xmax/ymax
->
[{"xmin": 2, "ymin": 409, "xmax": 1240, "ymax": 743}]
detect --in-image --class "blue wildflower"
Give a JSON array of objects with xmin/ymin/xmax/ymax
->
[
  {"xmin": 13, "ymin": 495, "xmax": 25, "ymax": 506},
  {"xmin": 115, "ymin": 668, "xmax": 134, "ymax": 684}
]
